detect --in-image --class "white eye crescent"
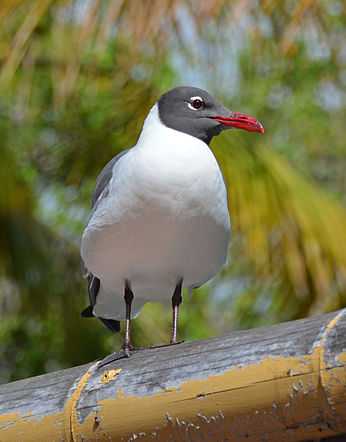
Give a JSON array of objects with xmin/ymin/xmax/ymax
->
[{"xmin": 187, "ymin": 96, "xmax": 205, "ymax": 110}]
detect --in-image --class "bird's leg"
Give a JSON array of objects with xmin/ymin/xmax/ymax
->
[
  {"xmin": 123, "ymin": 283, "xmax": 134, "ymax": 357},
  {"xmin": 97, "ymin": 283, "xmax": 135, "ymax": 368},
  {"xmin": 170, "ymin": 279, "xmax": 183, "ymax": 344},
  {"xmin": 99, "ymin": 280, "xmax": 185, "ymax": 367},
  {"xmin": 148, "ymin": 278, "xmax": 184, "ymax": 349}
]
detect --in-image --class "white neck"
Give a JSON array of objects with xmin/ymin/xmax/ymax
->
[{"xmin": 136, "ymin": 103, "xmax": 207, "ymax": 152}]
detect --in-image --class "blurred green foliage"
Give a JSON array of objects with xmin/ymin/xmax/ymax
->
[{"xmin": 0, "ymin": 0, "xmax": 345, "ymax": 383}]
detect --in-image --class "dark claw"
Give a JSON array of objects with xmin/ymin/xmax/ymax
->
[
  {"xmin": 97, "ymin": 340, "xmax": 185, "ymax": 369},
  {"xmin": 97, "ymin": 348, "xmax": 133, "ymax": 368},
  {"xmin": 170, "ymin": 339, "xmax": 185, "ymax": 346},
  {"xmin": 149, "ymin": 340, "xmax": 185, "ymax": 349}
]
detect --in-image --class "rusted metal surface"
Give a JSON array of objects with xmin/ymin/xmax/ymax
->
[{"xmin": 0, "ymin": 309, "xmax": 345, "ymax": 441}]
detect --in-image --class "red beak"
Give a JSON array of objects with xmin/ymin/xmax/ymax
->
[{"xmin": 213, "ymin": 112, "xmax": 264, "ymax": 134}]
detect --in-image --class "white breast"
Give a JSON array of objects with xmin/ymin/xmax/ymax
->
[{"xmin": 81, "ymin": 104, "xmax": 231, "ymax": 320}]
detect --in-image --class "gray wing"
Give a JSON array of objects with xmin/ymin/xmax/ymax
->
[
  {"xmin": 81, "ymin": 149, "xmax": 130, "ymax": 333},
  {"xmin": 91, "ymin": 149, "xmax": 129, "ymax": 208}
]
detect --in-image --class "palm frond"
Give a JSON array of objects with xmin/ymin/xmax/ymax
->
[{"xmin": 216, "ymin": 136, "xmax": 346, "ymax": 318}]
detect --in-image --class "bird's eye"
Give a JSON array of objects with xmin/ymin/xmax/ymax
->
[
  {"xmin": 191, "ymin": 98, "xmax": 204, "ymax": 110},
  {"xmin": 187, "ymin": 96, "xmax": 205, "ymax": 111}
]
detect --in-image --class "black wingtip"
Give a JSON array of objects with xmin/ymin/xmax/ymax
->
[
  {"xmin": 99, "ymin": 318, "xmax": 121, "ymax": 333},
  {"xmin": 81, "ymin": 305, "xmax": 121, "ymax": 333},
  {"xmin": 81, "ymin": 305, "xmax": 94, "ymax": 318}
]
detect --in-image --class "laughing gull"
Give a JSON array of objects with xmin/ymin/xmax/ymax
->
[{"xmin": 80, "ymin": 86, "xmax": 263, "ymax": 360}]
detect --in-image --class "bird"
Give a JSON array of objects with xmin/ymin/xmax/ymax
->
[{"xmin": 80, "ymin": 86, "xmax": 263, "ymax": 363}]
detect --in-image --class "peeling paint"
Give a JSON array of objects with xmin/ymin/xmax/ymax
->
[
  {"xmin": 0, "ymin": 362, "xmax": 98, "ymax": 440},
  {"xmin": 163, "ymin": 387, "xmax": 175, "ymax": 393},
  {"xmin": 66, "ymin": 362, "xmax": 98, "ymax": 441},
  {"xmin": 165, "ymin": 413, "xmax": 173, "ymax": 423},
  {"xmin": 79, "ymin": 351, "xmax": 344, "ymax": 439},
  {"xmin": 0, "ymin": 310, "xmax": 345, "ymax": 441},
  {"xmin": 100, "ymin": 369, "xmax": 122, "ymax": 384}
]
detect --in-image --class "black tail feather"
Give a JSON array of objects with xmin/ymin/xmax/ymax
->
[{"xmin": 99, "ymin": 317, "xmax": 121, "ymax": 333}]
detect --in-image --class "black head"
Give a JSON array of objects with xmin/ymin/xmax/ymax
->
[{"xmin": 157, "ymin": 86, "xmax": 263, "ymax": 145}]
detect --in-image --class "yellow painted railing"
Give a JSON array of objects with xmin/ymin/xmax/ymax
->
[{"xmin": 0, "ymin": 309, "xmax": 345, "ymax": 441}]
